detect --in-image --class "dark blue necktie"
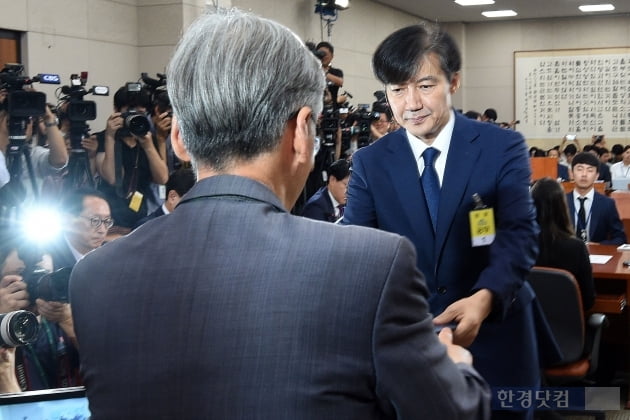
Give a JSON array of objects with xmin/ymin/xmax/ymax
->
[
  {"xmin": 422, "ymin": 147, "xmax": 440, "ymax": 231},
  {"xmin": 577, "ymin": 197, "xmax": 587, "ymax": 239}
]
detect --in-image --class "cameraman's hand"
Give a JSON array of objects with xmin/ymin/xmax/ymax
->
[
  {"xmin": 135, "ymin": 131, "xmax": 154, "ymax": 150},
  {"xmin": 154, "ymin": 111, "xmax": 172, "ymax": 141},
  {"xmin": 35, "ymin": 299, "xmax": 71, "ymax": 325},
  {"xmin": 36, "ymin": 299, "xmax": 76, "ymax": 346},
  {"xmin": 81, "ymin": 134, "xmax": 98, "ymax": 158},
  {"xmin": 105, "ymin": 112, "xmax": 123, "ymax": 138},
  {"xmin": 0, "ymin": 347, "xmax": 20, "ymax": 393},
  {"xmin": 0, "ymin": 276, "xmax": 29, "ymax": 313}
]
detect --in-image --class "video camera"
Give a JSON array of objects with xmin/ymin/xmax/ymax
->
[
  {"xmin": 0, "ymin": 64, "xmax": 60, "ymax": 144},
  {"xmin": 57, "ymin": 72, "xmax": 109, "ymax": 150},
  {"xmin": 140, "ymin": 72, "xmax": 171, "ymax": 116},
  {"xmin": 350, "ymin": 104, "xmax": 381, "ymax": 148},
  {"xmin": 0, "ymin": 64, "xmax": 60, "ymax": 120}
]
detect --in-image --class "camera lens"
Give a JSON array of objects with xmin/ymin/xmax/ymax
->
[
  {"xmin": 0, "ymin": 310, "xmax": 39, "ymax": 347},
  {"xmin": 125, "ymin": 114, "xmax": 151, "ymax": 136}
]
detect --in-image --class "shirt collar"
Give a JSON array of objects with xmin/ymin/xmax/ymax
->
[{"xmin": 406, "ymin": 109, "xmax": 455, "ymax": 160}]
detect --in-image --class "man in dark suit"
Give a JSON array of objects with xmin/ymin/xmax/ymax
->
[
  {"xmin": 567, "ymin": 152, "xmax": 626, "ymax": 245},
  {"xmin": 69, "ymin": 10, "xmax": 490, "ymax": 420},
  {"xmin": 132, "ymin": 167, "xmax": 195, "ymax": 229},
  {"xmin": 343, "ymin": 23, "xmax": 543, "ymax": 419},
  {"xmin": 48, "ymin": 188, "xmax": 112, "ymax": 270},
  {"xmin": 301, "ymin": 158, "xmax": 349, "ymax": 222}
]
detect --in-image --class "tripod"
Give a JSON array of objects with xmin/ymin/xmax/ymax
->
[
  {"xmin": 0, "ymin": 117, "xmax": 39, "ymax": 223},
  {"xmin": 62, "ymin": 121, "xmax": 95, "ymax": 191}
]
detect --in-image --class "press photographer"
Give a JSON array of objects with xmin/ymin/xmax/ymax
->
[
  {"xmin": 96, "ymin": 83, "xmax": 168, "ymax": 230},
  {"xmin": 316, "ymin": 42, "xmax": 344, "ymax": 108},
  {"xmin": 0, "ymin": 64, "xmax": 67, "ymax": 216},
  {"xmin": 51, "ymin": 73, "xmax": 109, "ymax": 192},
  {"xmin": 0, "ymin": 228, "xmax": 80, "ymax": 391}
]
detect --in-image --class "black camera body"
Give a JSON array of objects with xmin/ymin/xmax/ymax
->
[
  {"xmin": 22, "ymin": 267, "xmax": 72, "ymax": 304},
  {"xmin": 320, "ymin": 105, "xmax": 339, "ymax": 147},
  {"xmin": 355, "ymin": 106, "xmax": 381, "ymax": 148},
  {"xmin": 120, "ymin": 109, "xmax": 151, "ymax": 137}
]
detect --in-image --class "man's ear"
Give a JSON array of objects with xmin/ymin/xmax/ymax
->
[
  {"xmin": 450, "ymin": 72, "xmax": 461, "ymax": 94},
  {"xmin": 291, "ymin": 106, "xmax": 314, "ymax": 163},
  {"xmin": 171, "ymin": 116, "xmax": 191, "ymax": 162}
]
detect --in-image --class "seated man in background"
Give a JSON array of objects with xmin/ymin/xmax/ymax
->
[
  {"xmin": 301, "ymin": 159, "xmax": 349, "ymax": 222},
  {"xmin": 69, "ymin": 10, "xmax": 490, "ymax": 419},
  {"xmin": 610, "ymin": 145, "xmax": 630, "ymax": 180},
  {"xmin": 568, "ymin": 152, "xmax": 626, "ymax": 245},
  {"xmin": 133, "ymin": 167, "xmax": 195, "ymax": 229}
]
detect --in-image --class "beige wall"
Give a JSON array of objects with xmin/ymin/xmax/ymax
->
[
  {"xmin": 451, "ymin": 15, "xmax": 630, "ymax": 149},
  {"xmin": 1, "ymin": 0, "xmax": 629, "ymax": 149}
]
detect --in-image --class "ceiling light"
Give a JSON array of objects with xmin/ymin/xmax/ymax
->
[
  {"xmin": 455, "ymin": 0, "xmax": 495, "ymax": 5},
  {"xmin": 482, "ymin": 10, "xmax": 518, "ymax": 18},
  {"xmin": 579, "ymin": 4, "xmax": 615, "ymax": 12}
]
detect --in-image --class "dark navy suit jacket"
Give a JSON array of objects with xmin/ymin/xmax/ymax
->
[
  {"xmin": 344, "ymin": 113, "xmax": 550, "ymax": 390},
  {"xmin": 301, "ymin": 186, "xmax": 337, "ymax": 222},
  {"xmin": 566, "ymin": 191, "xmax": 626, "ymax": 245}
]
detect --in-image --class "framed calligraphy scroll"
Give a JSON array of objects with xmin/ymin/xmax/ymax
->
[{"xmin": 515, "ymin": 48, "xmax": 630, "ymax": 141}]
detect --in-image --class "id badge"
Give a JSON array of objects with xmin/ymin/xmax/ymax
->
[
  {"xmin": 469, "ymin": 207, "xmax": 496, "ymax": 247},
  {"xmin": 129, "ymin": 191, "xmax": 144, "ymax": 212}
]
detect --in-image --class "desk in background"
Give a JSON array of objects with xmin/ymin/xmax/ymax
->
[{"xmin": 588, "ymin": 244, "xmax": 630, "ymax": 408}]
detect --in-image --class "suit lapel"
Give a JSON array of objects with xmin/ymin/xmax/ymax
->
[
  {"xmin": 589, "ymin": 193, "xmax": 601, "ymax": 239},
  {"xmin": 385, "ymin": 130, "xmax": 434, "ymax": 238},
  {"xmin": 434, "ymin": 115, "xmax": 481, "ymax": 256}
]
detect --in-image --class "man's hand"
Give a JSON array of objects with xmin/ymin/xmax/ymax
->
[
  {"xmin": 433, "ymin": 289, "xmax": 493, "ymax": 347},
  {"xmin": 0, "ymin": 276, "xmax": 30, "ymax": 314},
  {"xmin": 438, "ymin": 327, "xmax": 473, "ymax": 365}
]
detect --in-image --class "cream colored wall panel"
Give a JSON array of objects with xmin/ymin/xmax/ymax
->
[
  {"xmin": 0, "ymin": 0, "xmax": 28, "ymax": 30},
  {"xmin": 88, "ymin": 0, "xmax": 138, "ymax": 45},
  {"xmin": 27, "ymin": 0, "xmax": 88, "ymax": 37},
  {"xmin": 137, "ymin": 45, "xmax": 175, "ymax": 75},
  {"xmin": 138, "ymin": 4, "xmax": 183, "ymax": 45},
  {"xmin": 182, "ymin": 3, "xmax": 206, "ymax": 30}
]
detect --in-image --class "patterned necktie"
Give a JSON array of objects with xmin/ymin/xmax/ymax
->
[
  {"xmin": 422, "ymin": 147, "xmax": 440, "ymax": 231},
  {"xmin": 577, "ymin": 197, "xmax": 587, "ymax": 238},
  {"xmin": 337, "ymin": 204, "xmax": 345, "ymax": 218}
]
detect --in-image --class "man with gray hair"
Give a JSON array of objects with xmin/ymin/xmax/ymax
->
[{"xmin": 69, "ymin": 10, "xmax": 490, "ymax": 419}]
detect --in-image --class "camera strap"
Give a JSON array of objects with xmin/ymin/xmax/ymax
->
[{"xmin": 114, "ymin": 137, "xmax": 125, "ymax": 197}]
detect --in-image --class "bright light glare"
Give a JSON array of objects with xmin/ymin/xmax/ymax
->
[
  {"xmin": 579, "ymin": 4, "xmax": 615, "ymax": 12},
  {"xmin": 335, "ymin": 0, "xmax": 349, "ymax": 9},
  {"xmin": 455, "ymin": 0, "xmax": 494, "ymax": 5},
  {"xmin": 482, "ymin": 10, "xmax": 518, "ymax": 17},
  {"xmin": 20, "ymin": 207, "xmax": 62, "ymax": 244}
]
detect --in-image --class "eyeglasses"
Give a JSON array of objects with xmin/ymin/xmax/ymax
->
[
  {"xmin": 313, "ymin": 136, "xmax": 321, "ymax": 155},
  {"xmin": 80, "ymin": 216, "xmax": 114, "ymax": 229}
]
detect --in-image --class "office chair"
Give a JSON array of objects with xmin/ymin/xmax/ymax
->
[{"xmin": 528, "ymin": 267, "xmax": 608, "ymax": 420}]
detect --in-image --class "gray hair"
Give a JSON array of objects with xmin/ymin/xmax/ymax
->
[{"xmin": 167, "ymin": 9, "xmax": 325, "ymax": 172}]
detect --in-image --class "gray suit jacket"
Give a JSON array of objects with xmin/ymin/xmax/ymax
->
[{"xmin": 70, "ymin": 175, "xmax": 490, "ymax": 420}]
